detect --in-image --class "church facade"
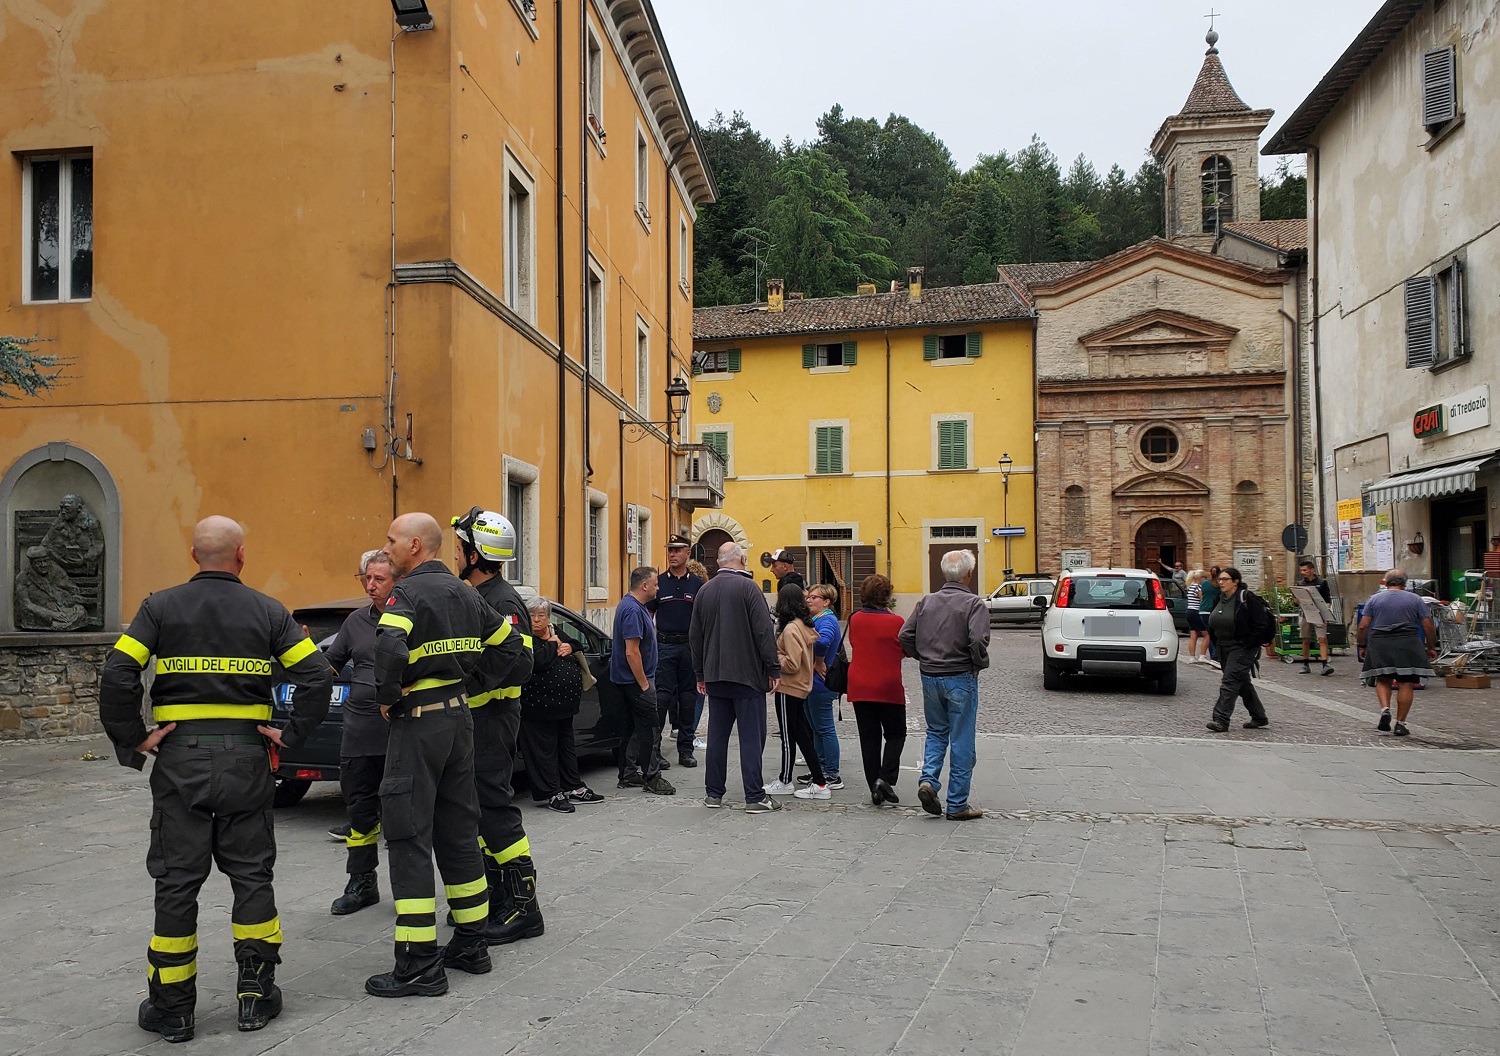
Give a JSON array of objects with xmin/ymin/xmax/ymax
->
[{"xmin": 1009, "ymin": 32, "xmax": 1306, "ymax": 586}]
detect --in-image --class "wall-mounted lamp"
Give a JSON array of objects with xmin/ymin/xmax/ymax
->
[
  {"xmin": 1405, "ymin": 531, "xmax": 1425, "ymax": 556},
  {"xmin": 391, "ymin": 0, "xmax": 435, "ymax": 32}
]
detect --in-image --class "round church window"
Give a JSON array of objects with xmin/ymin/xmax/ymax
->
[{"xmin": 1140, "ymin": 427, "xmax": 1179, "ymax": 464}]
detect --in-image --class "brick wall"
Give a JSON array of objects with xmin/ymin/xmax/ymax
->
[{"xmin": 0, "ymin": 633, "xmax": 113, "ymax": 740}]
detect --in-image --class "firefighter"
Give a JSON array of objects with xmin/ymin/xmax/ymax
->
[
  {"xmin": 366, "ymin": 512, "xmax": 526, "ymax": 998},
  {"xmin": 451, "ymin": 506, "xmax": 544, "ymax": 945},
  {"xmin": 99, "ymin": 516, "xmax": 331, "ymax": 1043}
]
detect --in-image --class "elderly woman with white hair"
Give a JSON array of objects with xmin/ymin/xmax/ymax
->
[
  {"xmin": 897, "ymin": 549, "xmax": 990, "ymax": 821},
  {"xmin": 517, "ymin": 595, "xmax": 603, "ymax": 812}
]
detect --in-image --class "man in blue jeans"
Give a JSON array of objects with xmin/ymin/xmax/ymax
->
[{"xmin": 898, "ymin": 550, "xmax": 990, "ymax": 820}]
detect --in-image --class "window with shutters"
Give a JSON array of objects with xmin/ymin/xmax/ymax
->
[
  {"xmin": 23, "ymin": 153, "xmax": 93, "ymax": 303},
  {"xmin": 809, "ymin": 420, "xmax": 848, "ymax": 475},
  {"xmin": 932, "ymin": 414, "xmax": 972, "ymax": 471},
  {"xmin": 802, "ymin": 341, "xmax": 857, "ymax": 370},
  {"xmin": 923, "ymin": 332, "xmax": 982, "ymax": 362},
  {"xmin": 586, "ymin": 259, "xmax": 606, "ymax": 376},
  {"xmin": 635, "ymin": 317, "xmax": 650, "ymax": 413},
  {"xmin": 699, "ymin": 427, "xmax": 732, "ymax": 477},
  {"xmin": 1406, "ymin": 257, "xmax": 1468, "ymax": 370},
  {"xmin": 1421, "ymin": 45, "xmax": 1460, "ymax": 138},
  {"xmin": 635, "ymin": 124, "xmax": 651, "ymax": 227},
  {"xmin": 693, "ymin": 349, "xmax": 739, "ymax": 375},
  {"xmin": 585, "ymin": 25, "xmax": 604, "ymax": 147},
  {"xmin": 505, "ymin": 152, "xmax": 536, "ymax": 322}
]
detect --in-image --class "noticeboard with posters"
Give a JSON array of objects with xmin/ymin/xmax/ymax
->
[{"xmin": 1335, "ymin": 496, "xmax": 1386, "ymax": 572}]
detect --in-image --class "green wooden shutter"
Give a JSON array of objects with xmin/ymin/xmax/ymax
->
[
  {"xmin": 704, "ymin": 430, "xmax": 729, "ymax": 462},
  {"xmin": 815, "ymin": 427, "xmax": 831, "ymax": 474},
  {"xmin": 923, "ymin": 335, "xmax": 939, "ymax": 361},
  {"xmin": 815, "ymin": 426, "xmax": 843, "ymax": 474},
  {"xmin": 843, "ymin": 341, "xmax": 858, "ymax": 366},
  {"xmin": 727, "ymin": 348, "xmax": 741, "ymax": 372},
  {"xmin": 802, "ymin": 343, "xmax": 816, "ymax": 369},
  {"xmin": 937, "ymin": 420, "xmax": 966, "ymax": 470},
  {"xmin": 966, "ymin": 332, "xmax": 983, "ymax": 358}
]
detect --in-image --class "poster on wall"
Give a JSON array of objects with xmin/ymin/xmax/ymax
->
[
  {"xmin": 1233, "ymin": 548, "xmax": 1263, "ymax": 590},
  {"xmin": 1335, "ymin": 499, "xmax": 1361, "ymax": 571}
]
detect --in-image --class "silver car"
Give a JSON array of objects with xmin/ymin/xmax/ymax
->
[{"xmin": 985, "ymin": 578, "xmax": 1056, "ymax": 623}]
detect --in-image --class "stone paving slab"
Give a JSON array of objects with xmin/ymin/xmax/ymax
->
[{"xmin": 4, "ymin": 689, "xmax": 1500, "ymax": 1056}]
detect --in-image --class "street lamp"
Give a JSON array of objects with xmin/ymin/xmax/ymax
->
[
  {"xmin": 999, "ymin": 452, "xmax": 1014, "ymax": 579},
  {"xmin": 622, "ymin": 375, "xmax": 694, "ymax": 440}
]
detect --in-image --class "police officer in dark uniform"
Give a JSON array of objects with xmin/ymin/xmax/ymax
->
[
  {"xmin": 366, "ymin": 512, "xmax": 526, "ymax": 998},
  {"xmin": 451, "ymin": 506, "xmax": 544, "ymax": 945},
  {"xmin": 650, "ymin": 534, "xmax": 703, "ymax": 768},
  {"xmin": 99, "ymin": 516, "xmax": 331, "ymax": 1043}
]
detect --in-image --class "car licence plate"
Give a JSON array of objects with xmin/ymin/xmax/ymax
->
[
  {"xmin": 277, "ymin": 684, "xmax": 346, "ymax": 705},
  {"xmin": 1085, "ymin": 616, "xmax": 1140, "ymax": 638}
]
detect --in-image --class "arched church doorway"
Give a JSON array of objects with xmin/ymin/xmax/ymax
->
[
  {"xmin": 695, "ymin": 529, "xmax": 733, "ymax": 577},
  {"xmin": 1134, "ymin": 518, "xmax": 1186, "ymax": 573}
]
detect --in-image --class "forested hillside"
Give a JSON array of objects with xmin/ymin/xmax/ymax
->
[{"xmin": 692, "ymin": 107, "xmax": 1306, "ymax": 306}]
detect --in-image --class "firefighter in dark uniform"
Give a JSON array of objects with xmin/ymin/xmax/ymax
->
[
  {"xmin": 99, "ymin": 516, "xmax": 331, "ymax": 1044},
  {"xmin": 451, "ymin": 506, "xmax": 545, "ymax": 945},
  {"xmin": 366, "ymin": 512, "xmax": 526, "ymax": 998}
]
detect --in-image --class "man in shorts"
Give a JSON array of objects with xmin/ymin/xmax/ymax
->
[{"xmin": 1296, "ymin": 559, "xmax": 1334, "ymax": 676}]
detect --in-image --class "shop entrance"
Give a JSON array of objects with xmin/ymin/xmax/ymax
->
[{"xmin": 1431, "ymin": 490, "xmax": 1488, "ymax": 600}]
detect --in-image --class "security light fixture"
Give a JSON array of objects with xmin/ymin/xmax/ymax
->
[{"xmin": 391, "ymin": 0, "xmax": 435, "ymax": 31}]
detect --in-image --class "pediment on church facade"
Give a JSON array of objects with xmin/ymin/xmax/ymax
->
[
  {"xmin": 1079, "ymin": 310, "xmax": 1238, "ymax": 354},
  {"xmin": 1113, "ymin": 471, "xmax": 1210, "ymax": 498}
]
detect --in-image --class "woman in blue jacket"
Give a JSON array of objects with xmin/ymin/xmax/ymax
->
[{"xmin": 804, "ymin": 584, "xmax": 843, "ymax": 789}]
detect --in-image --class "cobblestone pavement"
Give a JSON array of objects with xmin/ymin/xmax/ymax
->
[
  {"xmin": 4, "ymin": 715, "xmax": 1499, "ymax": 1056},
  {"xmin": 936, "ymin": 626, "xmax": 1500, "ymax": 750}
]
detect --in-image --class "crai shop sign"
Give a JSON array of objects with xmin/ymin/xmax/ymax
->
[{"xmin": 1413, "ymin": 384, "xmax": 1490, "ymax": 440}]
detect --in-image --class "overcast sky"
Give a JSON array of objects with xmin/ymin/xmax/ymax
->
[{"xmin": 650, "ymin": 0, "xmax": 1379, "ymax": 176}]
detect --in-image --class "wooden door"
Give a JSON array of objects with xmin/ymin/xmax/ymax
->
[
  {"xmin": 1133, "ymin": 518, "xmax": 1185, "ymax": 572},
  {"xmin": 928, "ymin": 542, "xmax": 979, "ymax": 593}
]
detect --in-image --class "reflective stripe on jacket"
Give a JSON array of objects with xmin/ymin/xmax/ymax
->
[{"xmin": 465, "ymin": 573, "xmax": 534, "ymax": 708}]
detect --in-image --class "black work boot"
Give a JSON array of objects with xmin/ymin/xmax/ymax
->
[
  {"xmin": 331, "ymin": 871, "xmax": 380, "ymax": 916},
  {"xmin": 236, "ymin": 958, "xmax": 283, "ymax": 1032},
  {"xmin": 365, "ymin": 957, "xmax": 448, "ymax": 998},
  {"xmin": 441, "ymin": 941, "xmax": 493, "ymax": 975},
  {"xmin": 138, "ymin": 999, "xmax": 194, "ymax": 1044},
  {"xmin": 484, "ymin": 857, "xmax": 545, "ymax": 946}
]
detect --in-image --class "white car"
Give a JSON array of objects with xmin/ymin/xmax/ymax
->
[
  {"xmin": 985, "ymin": 578, "xmax": 1056, "ymax": 623},
  {"xmin": 1041, "ymin": 567, "xmax": 1179, "ymax": 694}
]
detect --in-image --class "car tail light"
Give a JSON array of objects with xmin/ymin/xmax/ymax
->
[
  {"xmin": 295, "ymin": 769, "xmax": 323, "ymax": 780},
  {"xmin": 1055, "ymin": 577, "xmax": 1072, "ymax": 607},
  {"xmin": 1149, "ymin": 578, "xmax": 1168, "ymax": 610}
]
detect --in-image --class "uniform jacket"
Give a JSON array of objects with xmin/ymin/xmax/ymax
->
[
  {"xmin": 465, "ymin": 572, "xmax": 534, "ymax": 707},
  {"xmin": 373, "ymin": 560, "xmax": 522, "ymax": 712},
  {"xmin": 99, "ymin": 570, "xmax": 331, "ymax": 769}
]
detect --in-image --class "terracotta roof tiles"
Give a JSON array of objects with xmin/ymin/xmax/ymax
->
[
  {"xmin": 1221, "ymin": 219, "xmax": 1308, "ymax": 252},
  {"xmin": 692, "ymin": 282, "xmax": 1032, "ymax": 342},
  {"xmin": 1178, "ymin": 48, "xmax": 1252, "ymax": 116}
]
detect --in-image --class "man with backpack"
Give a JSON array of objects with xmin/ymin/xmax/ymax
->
[{"xmin": 1204, "ymin": 566, "xmax": 1273, "ymax": 733}]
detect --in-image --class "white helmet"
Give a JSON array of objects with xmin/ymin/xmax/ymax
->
[{"xmin": 452, "ymin": 506, "xmax": 516, "ymax": 564}]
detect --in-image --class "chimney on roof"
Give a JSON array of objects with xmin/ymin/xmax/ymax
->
[
  {"xmin": 856, "ymin": 282, "xmax": 877, "ymax": 296},
  {"xmin": 766, "ymin": 278, "xmax": 784, "ymax": 312},
  {"xmin": 889, "ymin": 280, "xmax": 903, "ymax": 293},
  {"xmin": 907, "ymin": 266, "xmax": 924, "ymax": 303},
  {"xmin": 787, "ymin": 291, "xmax": 804, "ymax": 300}
]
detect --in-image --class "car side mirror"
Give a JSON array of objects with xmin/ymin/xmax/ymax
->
[{"xmin": 1033, "ymin": 595, "xmax": 1049, "ymax": 609}]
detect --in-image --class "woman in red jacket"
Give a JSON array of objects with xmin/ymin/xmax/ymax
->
[{"xmin": 847, "ymin": 574, "xmax": 907, "ymax": 805}]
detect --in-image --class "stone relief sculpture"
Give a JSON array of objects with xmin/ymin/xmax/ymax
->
[
  {"xmin": 11, "ymin": 495, "xmax": 104, "ymax": 631},
  {"xmin": 14, "ymin": 546, "xmax": 90, "ymax": 631}
]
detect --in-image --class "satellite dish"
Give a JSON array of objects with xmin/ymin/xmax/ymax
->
[{"xmin": 759, "ymin": 551, "xmax": 773, "ymax": 568}]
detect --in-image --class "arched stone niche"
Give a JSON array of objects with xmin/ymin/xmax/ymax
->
[{"xmin": 0, "ymin": 443, "xmax": 122, "ymax": 632}]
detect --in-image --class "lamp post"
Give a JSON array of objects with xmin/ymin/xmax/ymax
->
[{"xmin": 999, "ymin": 452, "xmax": 1013, "ymax": 579}]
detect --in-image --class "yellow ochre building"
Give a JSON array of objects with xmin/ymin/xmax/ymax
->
[{"xmin": 690, "ymin": 274, "xmax": 1038, "ymax": 614}]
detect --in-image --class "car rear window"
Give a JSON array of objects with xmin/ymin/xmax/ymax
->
[{"xmin": 1059, "ymin": 576, "xmax": 1155, "ymax": 610}]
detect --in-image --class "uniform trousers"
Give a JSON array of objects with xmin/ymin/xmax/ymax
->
[
  {"xmin": 472, "ymin": 699, "xmax": 531, "ymax": 869},
  {"xmin": 145, "ymin": 733, "xmax": 282, "ymax": 1015},
  {"xmin": 379, "ymin": 699, "xmax": 489, "ymax": 976},
  {"xmin": 655, "ymin": 640, "xmax": 697, "ymax": 757},
  {"xmin": 340, "ymin": 754, "xmax": 384, "ymax": 874},
  {"xmin": 519, "ymin": 713, "xmax": 583, "ymax": 800}
]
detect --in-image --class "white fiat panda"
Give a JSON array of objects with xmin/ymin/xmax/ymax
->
[{"xmin": 1041, "ymin": 568, "xmax": 1180, "ymax": 695}]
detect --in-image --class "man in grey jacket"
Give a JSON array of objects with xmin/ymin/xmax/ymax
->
[
  {"xmin": 690, "ymin": 542, "xmax": 782, "ymax": 812},
  {"xmin": 898, "ymin": 550, "xmax": 990, "ymax": 821}
]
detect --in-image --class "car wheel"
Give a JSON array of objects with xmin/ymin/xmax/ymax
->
[
  {"xmin": 273, "ymin": 778, "xmax": 312, "ymax": 808},
  {"xmin": 1154, "ymin": 666, "xmax": 1178, "ymax": 696},
  {"xmin": 1043, "ymin": 662, "xmax": 1063, "ymax": 691}
]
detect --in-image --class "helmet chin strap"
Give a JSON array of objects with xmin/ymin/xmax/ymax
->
[{"xmin": 457, "ymin": 543, "xmax": 480, "ymax": 581}]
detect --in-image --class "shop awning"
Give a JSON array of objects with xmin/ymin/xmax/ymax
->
[{"xmin": 1365, "ymin": 455, "xmax": 1495, "ymax": 505}]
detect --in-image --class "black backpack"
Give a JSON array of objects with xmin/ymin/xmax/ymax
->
[{"xmin": 1241, "ymin": 589, "xmax": 1276, "ymax": 647}]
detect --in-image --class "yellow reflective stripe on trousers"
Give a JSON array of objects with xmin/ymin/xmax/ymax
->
[
  {"xmin": 346, "ymin": 824, "xmax": 380, "ymax": 848},
  {"xmin": 152, "ymin": 703, "xmax": 274, "ymax": 722},
  {"xmin": 149, "ymin": 960, "xmax": 197, "ymax": 984},
  {"xmin": 408, "ymin": 637, "xmax": 482, "ymax": 662},
  {"xmin": 378, "ymin": 612, "xmax": 415, "ymax": 633},
  {"xmin": 483, "ymin": 835, "xmax": 531, "ymax": 866},
  {"xmin": 155, "ymin": 656, "xmax": 272, "ymax": 676},
  {"xmin": 232, "ymin": 916, "xmax": 283, "ymax": 944},
  {"xmin": 445, "ymin": 876, "xmax": 488, "ymax": 900},
  {"xmin": 468, "ymin": 684, "xmax": 521, "ymax": 708},
  {"xmin": 394, "ymin": 925, "xmax": 438, "ymax": 942},
  {"xmin": 451, "ymin": 904, "xmax": 489, "ymax": 924},
  {"xmin": 278, "ymin": 637, "xmax": 317, "ymax": 666},
  {"xmin": 150, "ymin": 932, "xmax": 198, "ymax": 954},
  {"xmin": 113, "ymin": 634, "xmax": 151, "ymax": 666},
  {"xmin": 482, "ymin": 620, "xmax": 513, "ymax": 647},
  {"xmin": 394, "ymin": 898, "xmax": 437, "ymax": 915},
  {"xmin": 401, "ymin": 677, "xmax": 461, "ymax": 696}
]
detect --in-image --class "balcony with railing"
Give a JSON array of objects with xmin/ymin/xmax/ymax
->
[{"xmin": 674, "ymin": 443, "xmax": 725, "ymax": 509}]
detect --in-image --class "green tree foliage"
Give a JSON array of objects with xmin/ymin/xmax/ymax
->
[
  {"xmin": 1260, "ymin": 158, "xmax": 1307, "ymax": 221},
  {"xmin": 692, "ymin": 111, "xmax": 1168, "ymax": 305},
  {"xmin": 0, "ymin": 335, "xmax": 65, "ymax": 399}
]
